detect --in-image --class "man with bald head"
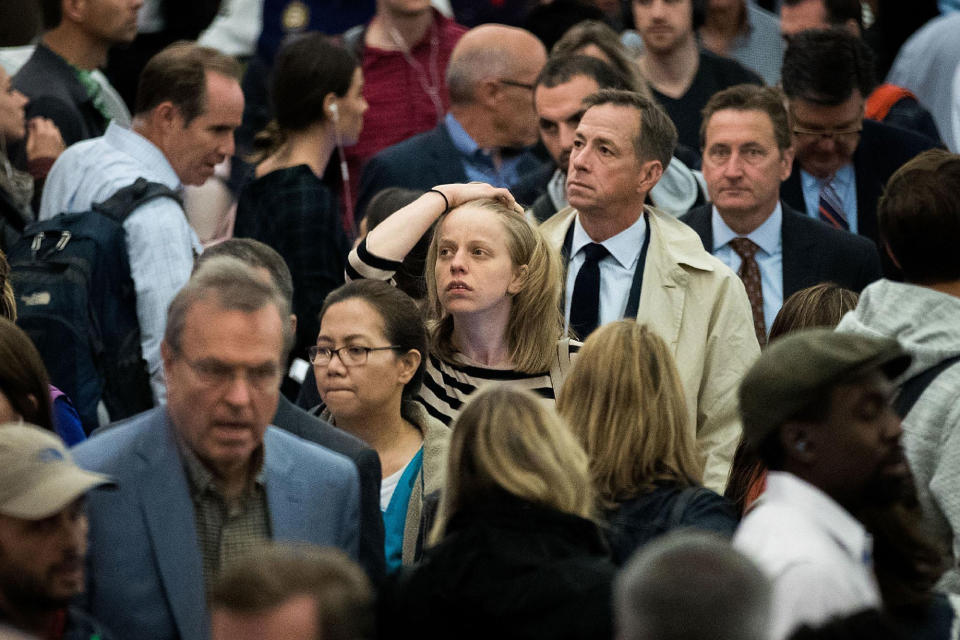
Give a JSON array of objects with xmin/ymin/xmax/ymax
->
[{"xmin": 356, "ymin": 24, "xmax": 547, "ymax": 217}]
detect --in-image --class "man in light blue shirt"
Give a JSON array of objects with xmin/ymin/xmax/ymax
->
[
  {"xmin": 40, "ymin": 43, "xmax": 244, "ymax": 405},
  {"xmin": 681, "ymin": 84, "xmax": 882, "ymax": 343}
]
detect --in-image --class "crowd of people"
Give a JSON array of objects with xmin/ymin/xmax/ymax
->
[{"xmin": 2, "ymin": 0, "xmax": 960, "ymax": 638}]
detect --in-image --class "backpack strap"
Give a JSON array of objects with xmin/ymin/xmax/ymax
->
[
  {"xmin": 91, "ymin": 178, "xmax": 183, "ymax": 224},
  {"xmin": 865, "ymin": 83, "xmax": 916, "ymax": 122},
  {"xmin": 894, "ymin": 354, "xmax": 960, "ymax": 418}
]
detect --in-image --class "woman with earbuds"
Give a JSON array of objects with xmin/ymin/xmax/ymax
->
[{"xmin": 234, "ymin": 33, "xmax": 369, "ymax": 367}]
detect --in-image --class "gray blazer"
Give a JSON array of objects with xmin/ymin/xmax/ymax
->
[{"xmin": 72, "ymin": 407, "xmax": 361, "ymax": 640}]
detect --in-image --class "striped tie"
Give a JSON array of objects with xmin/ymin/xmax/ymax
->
[{"xmin": 818, "ymin": 177, "xmax": 849, "ymax": 231}]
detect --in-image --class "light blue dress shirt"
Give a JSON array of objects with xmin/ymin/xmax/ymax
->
[
  {"xmin": 444, "ymin": 112, "xmax": 530, "ymax": 189},
  {"xmin": 39, "ymin": 122, "xmax": 202, "ymax": 404},
  {"xmin": 712, "ymin": 204, "xmax": 783, "ymax": 334},
  {"xmin": 800, "ymin": 164, "xmax": 858, "ymax": 234},
  {"xmin": 564, "ymin": 212, "xmax": 647, "ymax": 330}
]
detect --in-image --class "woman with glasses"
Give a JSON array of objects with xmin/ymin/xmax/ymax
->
[
  {"xmin": 346, "ymin": 182, "xmax": 572, "ymax": 426},
  {"xmin": 311, "ymin": 279, "xmax": 449, "ymax": 573},
  {"xmin": 379, "ymin": 386, "xmax": 615, "ymax": 639}
]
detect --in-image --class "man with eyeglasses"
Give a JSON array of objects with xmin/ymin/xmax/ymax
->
[
  {"xmin": 778, "ymin": 29, "xmax": 936, "ymax": 277},
  {"xmin": 681, "ymin": 84, "xmax": 881, "ymax": 345},
  {"xmin": 71, "ymin": 256, "xmax": 362, "ymax": 640},
  {"xmin": 356, "ymin": 24, "xmax": 547, "ymax": 218}
]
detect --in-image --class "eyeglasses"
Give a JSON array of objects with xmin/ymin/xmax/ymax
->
[
  {"xmin": 791, "ymin": 124, "xmax": 863, "ymax": 141},
  {"xmin": 499, "ymin": 79, "xmax": 535, "ymax": 91},
  {"xmin": 177, "ymin": 354, "xmax": 282, "ymax": 391},
  {"xmin": 309, "ymin": 345, "xmax": 401, "ymax": 367}
]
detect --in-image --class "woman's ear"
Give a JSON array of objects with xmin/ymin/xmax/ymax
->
[
  {"xmin": 397, "ymin": 349, "xmax": 422, "ymax": 385},
  {"xmin": 507, "ymin": 264, "xmax": 529, "ymax": 295}
]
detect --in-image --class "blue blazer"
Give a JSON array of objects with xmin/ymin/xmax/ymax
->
[{"xmin": 72, "ymin": 407, "xmax": 361, "ymax": 640}]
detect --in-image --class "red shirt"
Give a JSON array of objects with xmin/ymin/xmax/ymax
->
[{"xmin": 345, "ymin": 10, "xmax": 467, "ymax": 211}]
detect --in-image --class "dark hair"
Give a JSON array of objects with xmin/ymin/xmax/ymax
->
[
  {"xmin": 878, "ymin": 149, "xmax": 960, "ymax": 284},
  {"xmin": 768, "ymin": 283, "xmax": 859, "ymax": 341},
  {"xmin": 268, "ymin": 33, "xmax": 357, "ymax": 139},
  {"xmin": 134, "ymin": 42, "xmax": 242, "ymax": 123},
  {"xmin": 700, "ymin": 84, "xmax": 792, "ymax": 152},
  {"xmin": 318, "ymin": 280, "xmax": 427, "ymax": 400},
  {"xmin": 782, "ymin": 0, "xmax": 863, "ymax": 30},
  {"xmin": 0, "ymin": 317, "xmax": 55, "ymax": 432},
  {"xmin": 691, "ymin": 0, "xmax": 708, "ymax": 31},
  {"xmin": 582, "ymin": 89, "xmax": 677, "ymax": 170},
  {"xmin": 536, "ymin": 54, "xmax": 632, "ymax": 93},
  {"xmin": 551, "ymin": 21, "xmax": 644, "ymax": 91},
  {"xmin": 522, "ymin": 2, "xmax": 604, "ymax": 52},
  {"xmin": 197, "ymin": 239, "xmax": 294, "ymax": 306},
  {"xmin": 781, "ymin": 29, "xmax": 875, "ymax": 105},
  {"xmin": 210, "ymin": 544, "xmax": 373, "ymax": 640},
  {"xmin": 361, "ymin": 188, "xmax": 430, "ymax": 301}
]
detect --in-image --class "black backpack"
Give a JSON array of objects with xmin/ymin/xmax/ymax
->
[{"xmin": 7, "ymin": 179, "xmax": 181, "ymax": 433}]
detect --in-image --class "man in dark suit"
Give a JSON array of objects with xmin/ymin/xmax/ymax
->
[
  {"xmin": 72, "ymin": 257, "xmax": 362, "ymax": 640},
  {"xmin": 778, "ymin": 29, "xmax": 936, "ymax": 276},
  {"xmin": 681, "ymin": 84, "xmax": 881, "ymax": 345},
  {"xmin": 197, "ymin": 238, "xmax": 386, "ymax": 584},
  {"xmin": 356, "ymin": 24, "xmax": 546, "ymax": 218}
]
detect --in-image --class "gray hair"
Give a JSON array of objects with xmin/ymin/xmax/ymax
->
[
  {"xmin": 614, "ymin": 531, "xmax": 771, "ymax": 640},
  {"xmin": 164, "ymin": 255, "xmax": 293, "ymax": 357},
  {"xmin": 582, "ymin": 89, "xmax": 677, "ymax": 171},
  {"xmin": 446, "ymin": 47, "xmax": 513, "ymax": 105}
]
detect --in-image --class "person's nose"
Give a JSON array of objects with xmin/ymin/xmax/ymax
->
[
  {"xmin": 448, "ymin": 247, "xmax": 468, "ymax": 274},
  {"xmin": 723, "ymin": 152, "xmax": 745, "ymax": 179},
  {"xmin": 324, "ymin": 350, "xmax": 349, "ymax": 376},
  {"xmin": 222, "ymin": 370, "xmax": 254, "ymax": 407}
]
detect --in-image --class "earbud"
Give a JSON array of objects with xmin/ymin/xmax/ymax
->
[
  {"xmin": 329, "ymin": 103, "xmax": 339, "ymax": 121},
  {"xmin": 795, "ymin": 441, "xmax": 808, "ymax": 453}
]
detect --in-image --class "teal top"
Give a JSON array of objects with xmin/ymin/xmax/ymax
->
[{"xmin": 382, "ymin": 448, "xmax": 424, "ymax": 573}]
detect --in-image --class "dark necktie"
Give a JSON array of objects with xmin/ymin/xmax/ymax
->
[
  {"xmin": 569, "ymin": 243, "xmax": 610, "ymax": 340},
  {"xmin": 818, "ymin": 177, "xmax": 849, "ymax": 231},
  {"xmin": 729, "ymin": 237, "xmax": 767, "ymax": 345}
]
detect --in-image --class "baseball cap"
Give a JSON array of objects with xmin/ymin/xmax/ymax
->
[
  {"xmin": 0, "ymin": 424, "xmax": 114, "ymax": 520},
  {"xmin": 739, "ymin": 328, "xmax": 911, "ymax": 449}
]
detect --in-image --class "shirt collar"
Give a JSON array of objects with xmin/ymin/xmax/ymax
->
[
  {"xmin": 176, "ymin": 430, "xmax": 266, "ymax": 499},
  {"xmin": 571, "ymin": 211, "xmax": 647, "ymax": 270},
  {"xmin": 712, "ymin": 202, "xmax": 783, "ymax": 256},
  {"xmin": 444, "ymin": 112, "xmax": 481, "ymax": 157},
  {"xmin": 800, "ymin": 163, "xmax": 855, "ymax": 192},
  {"xmin": 764, "ymin": 471, "xmax": 873, "ymax": 563}
]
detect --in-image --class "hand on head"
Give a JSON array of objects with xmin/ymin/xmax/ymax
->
[
  {"xmin": 432, "ymin": 183, "xmax": 522, "ymax": 214},
  {"xmin": 25, "ymin": 118, "xmax": 65, "ymax": 163}
]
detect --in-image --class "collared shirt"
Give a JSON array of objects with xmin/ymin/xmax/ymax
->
[
  {"xmin": 734, "ymin": 472, "xmax": 881, "ymax": 640},
  {"xmin": 443, "ymin": 112, "xmax": 529, "ymax": 189},
  {"xmin": 800, "ymin": 164, "xmax": 859, "ymax": 233},
  {"xmin": 711, "ymin": 203, "xmax": 783, "ymax": 334},
  {"xmin": 564, "ymin": 212, "xmax": 648, "ymax": 329},
  {"xmin": 39, "ymin": 122, "xmax": 202, "ymax": 404},
  {"xmin": 178, "ymin": 437, "xmax": 270, "ymax": 592}
]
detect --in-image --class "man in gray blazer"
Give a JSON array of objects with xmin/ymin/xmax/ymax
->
[{"xmin": 72, "ymin": 256, "xmax": 361, "ymax": 640}]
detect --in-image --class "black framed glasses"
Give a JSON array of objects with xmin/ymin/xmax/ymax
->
[
  {"xmin": 309, "ymin": 345, "xmax": 402, "ymax": 367},
  {"xmin": 499, "ymin": 79, "xmax": 535, "ymax": 91},
  {"xmin": 791, "ymin": 124, "xmax": 863, "ymax": 141}
]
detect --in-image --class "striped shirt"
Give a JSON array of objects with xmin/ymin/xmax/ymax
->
[{"xmin": 347, "ymin": 240, "xmax": 578, "ymax": 426}]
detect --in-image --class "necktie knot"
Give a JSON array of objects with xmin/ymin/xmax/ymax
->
[
  {"xmin": 729, "ymin": 237, "xmax": 759, "ymax": 261},
  {"xmin": 580, "ymin": 242, "xmax": 609, "ymax": 264}
]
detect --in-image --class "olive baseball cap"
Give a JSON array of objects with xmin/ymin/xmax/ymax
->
[
  {"xmin": 0, "ymin": 423, "xmax": 114, "ymax": 520},
  {"xmin": 739, "ymin": 329, "xmax": 911, "ymax": 449}
]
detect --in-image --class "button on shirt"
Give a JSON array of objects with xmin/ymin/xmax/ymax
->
[
  {"xmin": 178, "ymin": 438, "xmax": 271, "ymax": 593},
  {"xmin": 444, "ymin": 112, "xmax": 529, "ymax": 188},
  {"xmin": 733, "ymin": 472, "xmax": 881, "ymax": 640},
  {"xmin": 39, "ymin": 122, "xmax": 203, "ymax": 403},
  {"xmin": 564, "ymin": 212, "xmax": 647, "ymax": 329},
  {"xmin": 712, "ymin": 204, "xmax": 783, "ymax": 334},
  {"xmin": 801, "ymin": 164, "xmax": 859, "ymax": 233}
]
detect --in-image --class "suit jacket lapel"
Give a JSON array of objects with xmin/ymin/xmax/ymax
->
[
  {"xmin": 136, "ymin": 413, "xmax": 206, "ymax": 640},
  {"xmin": 429, "ymin": 124, "xmax": 469, "ymax": 184},
  {"xmin": 263, "ymin": 429, "xmax": 308, "ymax": 541},
  {"xmin": 781, "ymin": 168, "xmax": 806, "ymax": 214},
  {"xmin": 852, "ymin": 142, "xmax": 880, "ymax": 242},
  {"xmin": 781, "ymin": 204, "xmax": 817, "ymax": 298}
]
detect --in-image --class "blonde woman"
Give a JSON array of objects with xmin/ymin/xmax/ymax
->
[
  {"xmin": 379, "ymin": 386, "xmax": 615, "ymax": 639},
  {"xmin": 557, "ymin": 321, "xmax": 738, "ymax": 564},
  {"xmin": 347, "ymin": 183, "xmax": 574, "ymax": 426}
]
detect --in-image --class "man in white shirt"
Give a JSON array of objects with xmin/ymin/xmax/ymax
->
[
  {"xmin": 40, "ymin": 43, "xmax": 244, "ymax": 404},
  {"xmin": 734, "ymin": 329, "xmax": 912, "ymax": 640}
]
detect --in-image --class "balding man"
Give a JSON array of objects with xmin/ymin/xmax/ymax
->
[{"xmin": 356, "ymin": 24, "xmax": 547, "ymax": 218}]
